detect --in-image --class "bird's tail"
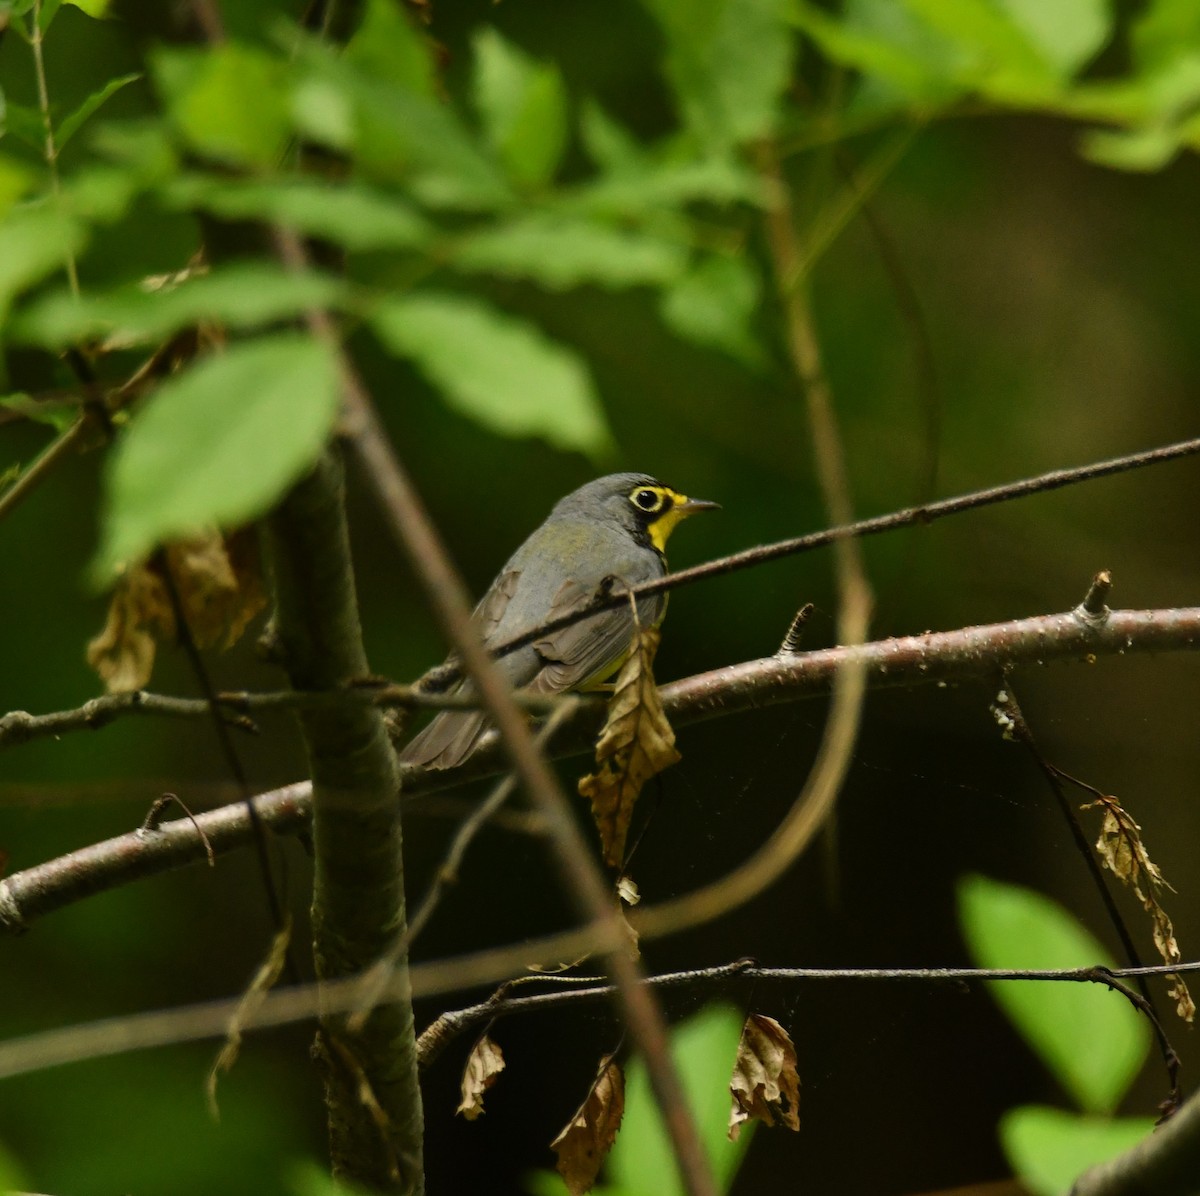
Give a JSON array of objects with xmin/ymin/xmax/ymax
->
[{"xmin": 399, "ymin": 708, "xmax": 492, "ymax": 771}]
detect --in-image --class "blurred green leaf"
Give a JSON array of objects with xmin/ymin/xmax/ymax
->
[
  {"xmin": 609, "ymin": 1004, "xmax": 752, "ymax": 1195},
  {"xmin": 153, "ymin": 43, "xmax": 291, "ymax": 169},
  {"xmin": 298, "ymin": 44, "xmax": 512, "ymax": 210},
  {"xmin": 453, "ymin": 215, "xmax": 687, "ymax": 290},
  {"xmin": 96, "ymin": 334, "xmax": 340, "ymax": 576},
  {"xmin": 57, "ymin": 72, "xmax": 142, "ymax": 149},
  {"xmin": 1, "ymin": 391, "xmax": 75, "ymax": 431},
  {"xmin": 0, "ymin": 1137, "xmax": 28, "ymax": 1190},
  {"xmin": 958, "ymin": 875, "xmax": 1149, "ymax": 1114},
  {"xmin": 569, "ymin": 152, "xmax": 767, "ymax": 216},
  {"xmin": 660, "ymin": 253, "xmax": 765, "ymax": 366},
  {"xmin": 994, "ymin": 0, "xmax": 1112, "ymax": 77},
  {"xmin": 0, "ymin": 207, "xmax": 86, "ymax": 326},
  {"xmin": 65, "ymin": 0, "xmax": 110, "ymax": 15},
  {"xmin": 0, "ymin": 94, "xmax": 46, "ymax": 150},
  {"xmin": 288, "ymin": 1159, "xmax": 373, "ymax": 1196},
  {"xmin": 473, "ymin": 28, "xmax": 569, "ymax": 189},
  {"xmin": 344, "ymin": 0, "xmax": 437, "ymax": 97},
  {"xmin": 1081, "ymin": 123, "xmax": 1186, "ymax": 171},
  {"xmin": 1000, "ymin": 1106, "xmax": 1155, "ymax": 1196},
  {"xmin": 0, "ymin": 155, "xmax": 33, "ymax": 218},
  {"xmin": 168, "ymin": 176, "xmax": 433, "ymax": 252},
  {"xmin": 580, "ymin": 101, "xmax": 646, "ymax": 172},
  {"xmin": 372, "ymin": 292, "xmax": 613, "ymax": 459},
  {"xmin": 14, "ymin": 262, "xmax": 348, "ymax": 347},
  {"xmin": 1133, "ymin": 0, "xmax": 1200, "ymax": 70},
  {"xmin": 640, "ymin": 0, "xmax": 794, "ymax": 150},
  {"xmin": 525, "ymin": 1004, "xmax": 752, "ymax": 1196}
]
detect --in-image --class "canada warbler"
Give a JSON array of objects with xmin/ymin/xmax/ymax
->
[{"xmin": 401, "ymin": 472, "xmax": 719, "ymax": 770}]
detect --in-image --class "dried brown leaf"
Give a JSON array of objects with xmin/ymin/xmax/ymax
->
[
  {"xmin": 578, "ymin": 624, "xmax": 680, "ymax": 868},
  {"xmin": 87, "ymin": 529, "xmax": 266, "ymax": 693},
  {"xmin": 165, "ymin": 527, "xmax": 267, "ymax": 650},
  {"xmin": 206, "ymin": 917, "xmax": 292, "ymax": 1119},
  {"xmin": 616, "ymin": 875, "xmax": 641, "ymax": 906},
  {"xmin": 728, "ymin": 1014, "xmax": 801, "ymax": 1141},
  {"xmin": 551, "ymin": 1056, "xmax": 625, "ymax": 1196},
  {"xmin": 456, "ymin": 1034, "xmax": 506, "ymax": 1121},
  {"xmin": 87, "ymin": 562, "xmax": 175, "ymax": 692},
  {"xmin": 1085, "ymin": 794, "xmax": 1193, "ymax": 1023}
]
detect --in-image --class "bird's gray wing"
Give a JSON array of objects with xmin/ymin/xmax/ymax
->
[
  {"xmin": 527, "ymin": 576, "xmax": 664, "ymax": 694},
  {"xmin": 399, "ymin": 569, "xmax": 527, "ymax": 769}
]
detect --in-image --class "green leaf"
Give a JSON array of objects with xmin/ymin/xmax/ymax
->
[
  {"xmin": 610, "ymin": 1004, "xmax": 752, "ymax": 1195},
  {"xmin": 453, "ymin": 216, "xmax": 687, "ymax": 290},
  {"xmin": 64, "ymin": 0, "xmax": 111, "ymax": 14},
  {"xmin": 0, "ymin": 155, "xmax": 34, "ymax": 219},
  {"xmin": 345, "ymin": 0, "xmax": 437, "ymax": 97},
  {"xmin": 57, "ymin": 72, "xmax": 142, "ymax": 150},
  {"xmin": 1000, "ymin": 1106, "xmax": 1155, "ymax": 1196},
  {"xmin": 96, "ymin": 334, "xmax": 340, "ymax": 576},
  {"xmin": 957, "ymin": 875, "xmax": 1149, "ymax": 1114},
  {"xmin": 0, "ymin": 96, "xmax": 47, "ymax": 151},
  {"xmin": 14, "ymin": 262, "xmax": 348, "ymax": 348},
  {"xmin": 472, "ymin": 28, "xmax": 568, "ymax": 189},
  {"xmin": 0, "ymin": 207, "xmax": 86, "ymax": 327},
  {"xmin": 153, "ymin": 44, "xmax": 291, "ymax": 169},
  {"xmin": 568, "ymin": 153, "xmax": 767, "ymax": 216},
  {"xmin": 525, "ymin": 1004, "xmax": 751, "ymax": 1196},
  {"xmin": 167, "ymin": 176, "xmax": 433, "ymax": 252},
  {"xmin": 1, "ymin": 391, "xmax": 76, "ymax": 432},
  {"xmin": 287, "ymin": 1159, "xmax": 373, "ymax": 1196},
  {"xmin": 993, "ymin": 0, "xmax": 1112, "ymax": 77},
  {"xmin": 372, "ymin": 293, "xmax": 613, "ymax": 459},
  {"xmin": 659, "ymin": 253, "xmax": 765, "ymax": 366},
  {"xmin": 1080, "ymin": 123, "xmax": 1185, "ymax": 172},
  {"xmin": 639, "ymin": 0, "xmax": 794, "ymax": 150},
  {"xmin": 1132, "ymin": 0, "xmax": 1200, "ymax": 71},
  {"xmin": 580, "ymin": 101, "xmax": 646, "ymax": 173},
  {"xmin": 297, "ymin": 45, "xmax": 512, "ymax": 210}
]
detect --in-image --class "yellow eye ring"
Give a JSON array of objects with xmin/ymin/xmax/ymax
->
[{"xmin": 630, "ymin": 487, "xmax": 664, "ymax": 513}]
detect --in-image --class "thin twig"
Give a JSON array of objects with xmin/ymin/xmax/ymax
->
[
  {"xmin": 0, "ymin": 685, "xmax": 563, "ymax": 751},
  {"xmin": 0, "ymin": 417, "xmax": 89, "ymax": 523},
  {"xmin": 2, "ymin": 956, "xmax": 1198, "ymax": 1083}
]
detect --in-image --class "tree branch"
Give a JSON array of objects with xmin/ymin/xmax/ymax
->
[
  {"xmin": 265, "ymin": 450, "xmax": 424, "ymax": 1192},
  {"xmin": 4, "ymin": 603, "xmax": 1199, "ymax": 934}
]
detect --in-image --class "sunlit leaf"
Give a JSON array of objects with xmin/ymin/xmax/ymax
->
[
  {"xmin": 96, "ymin": 334, "xmax": 340, "ymax": 577},
  {"xmin": 473, "ymin": 28, "xmax": 568, "ymax": 189},
  {"xmin": 14, "ymin": 262, "xmax": 348, "ymax": 347},
  {"xmin": 371, "ymin": 293, "xmax": 613, "ymax": 459},
  {"xmin": 153, "ymin": 43, "xmax": 291, "ymax": 168},
  {"xmin": 167, "ymin": 176, "xmax": 433, "ymax": 252},
  {"xmin": 580, "ymin": 101, "xmax": 645, "ymax": 172},
  {"xmin": 0, "ymin": 155, "xmax": 33, "ymax": 218},
  {"xmin": 1000, "ymin": 1106, "xmax": 1155, "ymax": 1196},
  {"xmin": 957, "ymin": 874, "xmax": 1149, "ymax": 1114},
  {"xmin": 57, "ymin": 72, "xmax": 141, "ymax": 149},
  {"xmin": 639, "ymin": 0, "xmax": 793, "ymax": 149},
  {"xmin": 994, "ymin": 0, "xmax": 1112, "ymax": 77},
  {"xmin": 453, "ymin": 216, "xmax": 687, "ymax": 290},
  {"xmin": 64, "ymin": 0, "xmax": 110, "ymax": 16}
]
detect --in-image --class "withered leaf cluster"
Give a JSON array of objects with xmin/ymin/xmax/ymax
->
[
  {"xmin": 578, "ymin": 624, "xmax": 680, "ymax": 869},
  {"xmin": 1085, "ymin": 793, "xmax": 1195, "ymax": 1022},
  {"xmin": 87, "ymin": 528, "xmax": 266, "ymax": 693}
]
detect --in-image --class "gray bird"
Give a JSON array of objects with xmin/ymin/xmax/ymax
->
[{"xmin": 401, "ymin": 472, "xmax": 719, "ymax": 770}]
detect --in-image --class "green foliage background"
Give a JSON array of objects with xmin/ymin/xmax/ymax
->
[{"xmin": 2, "ymin": 0, "xmax": 1199, "ymax": 1192}]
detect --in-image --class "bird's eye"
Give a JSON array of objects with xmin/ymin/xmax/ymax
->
[{"xmin": 631, "ymin": 488, "xmax": 662, "ymax": 513}]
